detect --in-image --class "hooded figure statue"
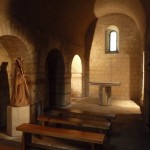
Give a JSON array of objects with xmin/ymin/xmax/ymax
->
[{"xmin": 10, "ymin": 58, "xmax": 30, "ymax": 107}]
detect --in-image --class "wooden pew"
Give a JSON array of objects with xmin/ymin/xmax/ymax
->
[
  {"xmin": 45, "ymin": 107, "xmax": 116, "ymax": 122},
  {"xmin": 0, "ymin": 145, "xmax": 19, "ymax": 150},
  {"xmin": 37, "ymin": 115, "xmax": 111, "ymax": 135},
  {"xmin": 27, "ymin": 143, "xmax": 68, "ymax": 150},
  {"xmin": 16, "ymin": 123, "xmax": 105, "ymax": 150}
]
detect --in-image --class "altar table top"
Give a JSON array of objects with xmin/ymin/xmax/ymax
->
[{"xmin": 88, "ymin": 82, "xmax": 121, "ymax": 86}]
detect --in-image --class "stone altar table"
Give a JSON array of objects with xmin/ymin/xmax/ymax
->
[{"xmin": 89, "ymin": 82, "xmax": 121, "ymax": 106}]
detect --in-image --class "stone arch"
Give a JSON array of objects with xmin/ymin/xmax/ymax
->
[
  {"xmin": 0, "ymin": 35, "xmax": 30, "ymax": 129},
  {"xmin": 71, "ymin": 54, "xmax": 82, "ymax": 100},
  {"xmin": 85, "ymin": 0, "xmax": 145, "ymax": 103},
  {"xmin": 0, "ymin": 35, "xmax": 29, "ymax": 58},
  {"xmin": 94, "ymin": 0, "xmax": 146, "ymax": 37},
  {"xmin": 45, "ymin": 49, "xmax": 65, "ymax": 108}
]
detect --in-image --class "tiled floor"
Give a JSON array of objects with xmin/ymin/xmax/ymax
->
[{"xmin": 0, "ymin": 97, "xmax": 150, "ymax": 150}]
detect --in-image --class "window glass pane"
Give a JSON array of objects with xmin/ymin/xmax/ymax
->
[{"xmin": 110, "ymin": 31, "xmax": 117, "ymax": 51}]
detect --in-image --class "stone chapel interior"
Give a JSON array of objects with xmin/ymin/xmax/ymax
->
[{"xmin": 0, "ymin": 0, "xmax": 150, "ymax": 149}]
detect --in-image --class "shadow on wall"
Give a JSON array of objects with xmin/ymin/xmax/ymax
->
[{"xmin": 0, "ymin": 62, "xmax": 10, "ymax": 129}]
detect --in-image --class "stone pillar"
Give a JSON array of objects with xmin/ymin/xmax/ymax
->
[
  {"xmin": 99, "ymin": 86, "xmax": 111, "ymax": 106},
  {"xmin": 7, "ymin": 105, "xmax": 30, "ymax": 136}
]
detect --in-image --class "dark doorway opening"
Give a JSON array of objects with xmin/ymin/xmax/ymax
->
[{"xmin": 46, "ymin": 49, "xmax": 65, "ymax": 108}]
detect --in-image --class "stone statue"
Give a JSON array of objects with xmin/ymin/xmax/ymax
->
[{"xmin": 10, "ymin": 58, "xmax": 30, "ymax": 107}]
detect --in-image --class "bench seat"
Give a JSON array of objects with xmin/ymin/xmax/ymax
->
[
  {"xmin": 45, "ymin": 107, "xmax": 116, "ymax": 121},
  {"xmin": 37, "ymin": 115, "xmax": 111, "ymax": 135},
  {"xmin": 28, "ymin": 143, "xmax": 68, "ymax": 150},
  {"xmin": 0, "ymin": 145, "xmax": 19, "ymax": 150},
  {"xmin": 16, "ymin": 123, "xmax": 105, "ymax": 150}
]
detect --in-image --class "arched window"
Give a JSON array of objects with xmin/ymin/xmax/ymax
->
[
  {"xmin": 109, "ymin": 31, "xmax": 117, "ymax": 51},
  {"xmin": 71, "ymin": 55, "xmax": 82, "ymax": 98},
  {"xmin": 105, "ymin": 25, "xmax": 119, "ymax": 53}
]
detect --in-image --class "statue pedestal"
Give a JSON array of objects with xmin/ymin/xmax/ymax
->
[{"xmin": 7, "ymin": 105, "xmax": 30, "ymax": 136}]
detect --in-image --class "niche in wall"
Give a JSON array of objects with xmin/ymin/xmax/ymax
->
[{"xmin": 0, "ymin": 35, "xmax": 29, "ymax": 129}]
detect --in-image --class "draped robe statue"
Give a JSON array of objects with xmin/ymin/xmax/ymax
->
[{"xmin": 10, "ymin": 58, "xmax": 30, "ymax": 107}]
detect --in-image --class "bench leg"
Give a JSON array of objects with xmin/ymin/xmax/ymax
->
[
  {"xmin": 22, "ymin": 132, "xmax": 32, "ymax": 150},
  {"xmin": 91, "ymin": 144, "xmax": 103, "ymax": 150}
]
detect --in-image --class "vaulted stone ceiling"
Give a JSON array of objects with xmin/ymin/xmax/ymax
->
[
  {"xmin": 2, "ymin": 0, "xmax": 150, "ymax": 48},
  {"xmin": 8, "ymin": 0, "xmax": 96, "ymax": 47},
  {"xmin": 94, "ymin": 0, "xmax": 146, "ymax": 36}
]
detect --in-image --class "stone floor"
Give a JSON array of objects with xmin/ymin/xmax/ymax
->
[
  {"xmin": 70, "ymin": 97, "xmax": 141, "ymax": 114},
  {"xmin": 0, "ymin": 97, "xmax": 150, "ymax": 150}
]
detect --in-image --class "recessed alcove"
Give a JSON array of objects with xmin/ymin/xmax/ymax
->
[
  {"xmin": 0, "ymin": 35, "xmax": 29, "ymax": 129},
  {"xmin": 89, "ymin": 14, "xmax": 143, "ymax": 104}
]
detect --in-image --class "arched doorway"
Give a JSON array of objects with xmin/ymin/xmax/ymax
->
[
  {"xmin": 71, "ymin": 55, "xmax": 82, "ymax": 100},
  {"xmin": 46, "ymin": 49, "xmax": 65, "ymax": 108}
]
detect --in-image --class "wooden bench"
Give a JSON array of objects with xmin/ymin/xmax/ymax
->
[
  {"xmin": 37, "ymin": 115, "xmax": 111, "ymax": 135},
  {"xmin": 16, "ymin": 123, "xmax": 105, "ymax": 150},
  {"xmin": 27, "ymin": 143, "xmax": 68, "ymax": 150},
  {"xmin": 0, "ymin": 145, "xmax": 19, "ymax": 150},
  {"xmin": 45, "ymin": 107, "xmax": 116, "ymax": 121}
]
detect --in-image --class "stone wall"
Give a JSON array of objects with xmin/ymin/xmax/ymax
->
[{"xmin": 0, "ymin": 0, "xmax": 148, "ymax": 127}]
